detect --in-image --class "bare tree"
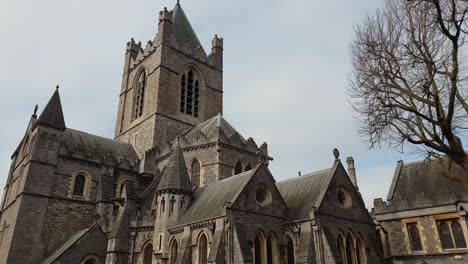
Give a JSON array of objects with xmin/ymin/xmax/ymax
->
[{"xmin": 349, "ymin": 0, "xmax": 468, "ymax": 183}]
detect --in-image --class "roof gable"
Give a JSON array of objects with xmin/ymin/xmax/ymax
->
[
  {"xmin": 176, "ymin": 167, "xmax": 256, "ymax": 226},
  {"xmin": 276, "ymin": 164, "xmax": 336, "ymax": 221}
]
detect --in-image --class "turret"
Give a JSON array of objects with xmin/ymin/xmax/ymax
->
[
  {"xmin": 156, "ymin": 7, "xmax": 174, "ymax": 46},
  {"xmin": 210, "ymin": 35, "xmax": 223, "ymax": 70},
  {"xmin": 153, "ymin": 139, "xmax": 192, "ymax": 260}
]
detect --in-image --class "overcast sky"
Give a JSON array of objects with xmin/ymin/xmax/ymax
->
[{"xmin": 0, "ymin": 0, "xmax": 416, "ymax": 208}]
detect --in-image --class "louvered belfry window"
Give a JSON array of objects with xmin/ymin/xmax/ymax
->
[
  {"xmin": 180, "ymin": 69, "xmax": 200, "ymax": 117},
  {"xmin": 133, "ymin": 71, "xmax": 146, "ymax": 120}
]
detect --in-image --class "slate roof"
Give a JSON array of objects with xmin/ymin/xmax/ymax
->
[
  {"xmin": 276, "ymin": 168, "xmax": 333, "ymax": 221},
  {"xmin": 172, "ymin": 3, "xmax": 206, "ymax": 58},
  {"xmin": 36, "ymin": 89, "xmax": 66, "ymax": 129},
  {"xmin": 156, "ymin": 142, "xmax": 192, "ymax": 193},
  {"xmin": 176, "ymin": 168, "xmax": 256, "ymax": 226},
  {"xmin": 183, "ymin": 113, "xmax": 247, "ymax": 143},
  {"xmin": 61, "ymin": 128, "xmax": 139, "ymax": 161},
  {"xmin": 387, "ymin": 159, "xmax": 468, "ymax": 203},
  {"xmin": 40, "ymin": 227, "xmax": 91, "ymax": 264}
]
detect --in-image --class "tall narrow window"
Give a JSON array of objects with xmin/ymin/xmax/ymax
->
[
  {"xmin": 160, "ymin": 198, "xmax": 166, "ymax": 217},
  {"xmin": 143, "ymin": 243, "xmax": 153, "ymax": 264},
  {"xmin": 170, "ymin": 196, "xmax": 176, "ymax": 215},
  {"xmin": 169, "ymin": 239, "xmax": 179, "ymax": 264},
  {"xmin": 286, "ymin": 235, "xmax": 295, "ymax": 264},
  {"xmin": 356, "ymin": 237, "xmax": 366, "ymax": 264},
  {"xmin": 180, "ymin": 197, "xmax": 185, "ymax": 209},
  {"xmin": 73, "ymin": 174, "xmax": 86, "ymax": 197},
  {"xmin": 133, "ymin": 71, "xmax": 146, "ymax": 120},
  {"xmin": 337, "ymin": 235, "xmax": 346, "ymax": 264},
  {"xmin": 439, "ymin": 222, "xmax": 454, "ymax": 249},
  {"xmin": 191, "ymin": 159, "xmax": 201, "ymax": 188},
  {"xmin": 234, "ymin": 161, "xmax": 243, "ymax": 175},
  {"xmin": 267, "ymin": 235, "xmax": 276, "ymax": 264},
  {"xmin": 452, "ymin": 221, "xmax": 467, "ymax": 248},
  {"xmin": 198, "ymin": 234, "xmax": 208, "ymax": 264},
  {"xmin": 407, "ymin": 223, "xmax": 423, "ymax": 251},
  {"xmin": 180, "ymin": 69, "xmax": 200, "ymax": 117},
  {"xmin": 255, "ymin": 234, "xmax": 265, "ymax": 264},
  {"xmin": 345, "ymin": 235, "xmax": 354, "ymax": 264}
]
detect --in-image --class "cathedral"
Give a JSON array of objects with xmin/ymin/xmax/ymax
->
[{"xmin": 0, "ymin": 3, "xmax": 385, "ymax": 264}]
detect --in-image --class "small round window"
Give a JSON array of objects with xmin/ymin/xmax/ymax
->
[
  {"xmin": 337, "ymin": 187, "xmax": 352, "ymax": 209},
  {"xmin": 255, "ymin": 183, "xmax": 272, "ymax": 207}
]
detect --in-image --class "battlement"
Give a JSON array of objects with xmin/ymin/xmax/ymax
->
[
  {"xmin": 212, "ymin": 35, "xmax": 224, "ymax": 49},
  {"xmin": 126, "ymin": 38, "xmax": 142, "ymax": 53},
  {"xmin": 374, "ymin": 188, "xmax": 460, "ymax": 215},
  {"xmin": 159, "ymin": 7, "xmax": 173, "ymax": 23}
]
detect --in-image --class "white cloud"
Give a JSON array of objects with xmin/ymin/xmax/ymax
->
[{"xmin": 0, "ymin": 0, "xmax": 409, "ymax": 211}]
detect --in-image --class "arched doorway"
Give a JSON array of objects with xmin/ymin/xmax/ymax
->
[
  {"xmin": 286, "ymin": 235, "xmax": 295, "ymax": 264},
  {"xmin": 169, "ymin": 239, "xmax": 179, "ymax": 264},
  {"xmin": 198, "ymin": 233, "xmax": 208, "ymax": 264},
  {"xmin": 143, "ymin": 242, "xmax": 153, "ymax": 264}
]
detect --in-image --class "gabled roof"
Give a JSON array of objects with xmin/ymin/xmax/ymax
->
[
  {"xmin": 276, "ymin": 163, "xmax": 338, "ymax": 221},
  {"xmin": 40, "ymin": 226, "xmax": 92, "ymax": 264},
  {"xmin": 36, "ymin": 88, "xmax": 66, "ymax": 130},
  {"xmin": 183, "ymin": 113, "xmax": 247, "ymax": 143},
  {"xmin": 386, "ymin": 159, "xmax": 468, "ymax": 203},
  {"xmin": 61, "ymin": 129, "xmax": 139, "ymax": 161},
  {"xmin": 172, "ymin": 3, "xmax": 206, "ymax": 58},
  {"xmin": 176, "ymin": 166, "xmax": 258, "ymax": 226},
  {"xmin": 156, "ymin": 141, "xmax": 192, "ymax": 194}
]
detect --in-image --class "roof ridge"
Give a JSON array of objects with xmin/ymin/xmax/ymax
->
[
  {"xmin": 277, "ymin": 168, "xmax": 332, "ymax": 185},
  {"xmin": 196, "ymin": 170, "xmax": 255, "ymax": 190},
  {"xmin": 66, "ymin": 128, "xmax": 133, "ymax": 147}
]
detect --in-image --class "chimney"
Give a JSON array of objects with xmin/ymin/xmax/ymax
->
[{"xmin": 346, "ymin": 156, "xmax": 358, "ymax": 189}]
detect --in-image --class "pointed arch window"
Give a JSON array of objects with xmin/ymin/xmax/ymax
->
[
  {"xmin": 407, "ymin": 223, "xmax": 422, "ymax": 251},
  {"xmin": 170, "ymin": 196, "xmax": 176, "ymax": 215},
  {"xmin": 73, "ymin": 174, "xmax": 86, "ymax": 197},
  {"xmin": 286, "ymin": 235, "xmax": 295, "ymax": 264},
  {"xmin": 143, "ymin": 242, "xmax": 153, "ymax": 264},
  {"xmin": 190, "ymin": 159, "xmax": 201, "ymax": 188},
  {"xmin": 133, "ymin": 71, "xmax": 146, "ymax": 120},
  {"xmin": 345, "ymin": 235, "xmax": 354, "ymax": 264},
  {"xmin": 160, "ymin": 197, "xmax": 166, "ymax": 217},
  {"xmin": 245, "ymin": 163, "xmax": 253, "ymax": 171},
  {"xmin": 180, "ymin": 69, "xmax": 200, "ymax": 117},
  {"xmin": 198, "ymin": 233, "xmax": 208, "ymax": 264},
  {"xmin": 169, "ymin": 239, "xmax": 179, "ymax": 264},
  {"xmin": 234, "ymin": 161, "xmax": 243, "ymax": 175},
  {"xmin": 337, "ymin": 235, "xmax": 346, "ymax": 263},
  {"xmin": 254, "ymin": 233, "xmax": 266, "ymax": 264},
  {"xmin": 438, "ymin": 219, "xmax": 467, "ymax": 249},
  {"xmin": 266, "ymin": 234, "xmax": 277, "ymax": 264}
]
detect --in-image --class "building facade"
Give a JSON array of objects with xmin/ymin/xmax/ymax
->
[
  {"xmin": 374, "ymin": 160, "xmax": 468, "ymax": 264},
  {"xmin": 0, "ymin": 3, "xmax": 384, "ymax": 264}
]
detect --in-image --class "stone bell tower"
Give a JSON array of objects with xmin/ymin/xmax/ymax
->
[{"xmin": 114, "ymin": 3, "xmax": 224, "ymax": 156}]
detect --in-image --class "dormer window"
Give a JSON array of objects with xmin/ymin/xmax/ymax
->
[
  {"xmin": 133, "ymin": 71, "xmax": 146, "ymax": 120},
  {"xmin": 180, "ymin": 69, "xmax": 200, "ymax": 118}
]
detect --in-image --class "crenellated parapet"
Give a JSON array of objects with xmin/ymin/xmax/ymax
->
[{"xmin": 374, "ymin": 188, "xmax": 459, "ymax": 214}]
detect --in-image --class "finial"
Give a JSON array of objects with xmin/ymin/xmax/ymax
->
[
  {"xmin": 333, "ymin": 148, "xmax": 340, "ymax": 160},
  {"xmin": 56, "ymin": 85, "xmax": 59, "ymax": 90},
  {"xmin": 177, "ymin": 0, "xmax": 180, "ymax": 5},
  {"xmin": 33, "ymin": 104, "xmax": 38, "ymax": 116}
]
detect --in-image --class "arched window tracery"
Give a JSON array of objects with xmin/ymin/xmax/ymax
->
[
  {"xmin": 169, "ymin": 239, "xmax": 179, "ymax": 264},
  {"xmin": 180, "ymin": 69, "xmax": 200, "ymax": 117},
  {"xmin": 133, "ymin": 71, "xmax": 146, "ymax": 120}
]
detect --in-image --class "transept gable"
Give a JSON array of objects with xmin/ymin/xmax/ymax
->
[
  {"xmin": 230, "ymin": 164, "xmax": 288, "ymax": 218},
  {"xmin": 317, "ymin": 162, "xmax": 372, "ymax": 223}
]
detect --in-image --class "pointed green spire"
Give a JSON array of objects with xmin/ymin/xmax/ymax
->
[
  {"xmin": 172, "ymin": 3, "xmax": 206, "ymax": 58},
  {"xmin": 36, "ymin": 86, "xmax": 66, "ymax": 130},
  {"xmin": 156, "ymin": 139, "xmax": 192, "ymax": 194}
]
